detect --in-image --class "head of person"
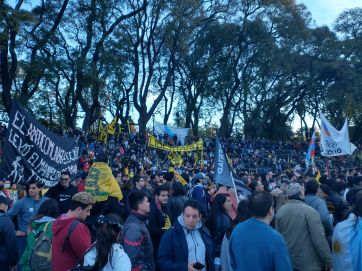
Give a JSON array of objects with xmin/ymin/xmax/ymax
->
[
  {"xmin": 3, "ymin": 179, "xmax": 11, "ymax": 189},
  {"xmin": 32, "ymin": 198, "xmax": 59, "ymax": 221},
  {"xmin": 353, "ymin": 195, "xmax": 362, "ymax": 218},
  {"xmin": 127, "ymin": 190, "xmax": 150, "ymax": 215},
  {"xmin": 286, "ymin": 182, "xmax": 304, "ymax": 199},
  {"xmin": 225, "ymin": 199, "xmax": 251, "ymax": 238},
  {"xmin": 304, "ymin": 180, "xmax": 319, "ymax": 195},
  {"xmin": 59, "ymin": 171, "xmax": 71, "ymax": 188},
  {"xmin": 154, "ymin": 184, "xmax": 169, "ymax": 206},
  {"xmin": 0, "ymin": 195, "xmax": 11, "ymax": 212},
  {"xmin": 26, "ymin": 179, "xmax": 42, "ymax": 199},
  {"xmin": 318, "ymin": 184, "xmax": 332, "ymax": 199},
  {"xmin": 91, "ymin": 213, "xmax": 124, "ymax": 270},
  {"xmin": 151, "ymin": 174, "xmax": 160, "ymax": 184},
  {"xmin": 171, "ymin": 182, "xmax": 187, "ymax": 197},
  {"xmin": 249, "ymin": 191, "xmax": 274, "ymax": 223},
  {"xmin": 205, "ymin": 193, "xmax": 232, "ymax": 230},
  {"xmin": 133, "ymin": 175, "xmax": 146, "ymax": 190},
  {"xmin": 95, "ymin": 149, "xmax": 109, "ymax": 163},
  {"xmin": 250, "ymin": 180, "xmax": 264, "ymax": 192},
  {"xmin": 68, "ymin": 192, "xmax": 96, "ymax": 221},
  {"xmin": 182, "ymin": 199, "xmax": 202, "ymax": 230}
]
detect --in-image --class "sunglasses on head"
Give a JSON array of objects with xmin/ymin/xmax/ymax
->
[{"xmin": 97, "ymin": 215, "xmax": 123, "ymax": 231}]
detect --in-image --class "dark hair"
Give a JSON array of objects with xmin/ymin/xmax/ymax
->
[
  {"xmin": 127, "ymin": 190, "xmax": 147, "ymax": 211},
  {"xmin": 133, "ymin": 175, "xmax": 143, "ymax": 184},
  {"xmin": 353, "ymin": 196, "xmax": 362, "ymax": 217},
  {"xmin": 305, "ymin": 180, "xmax": 319, "ymax": 195},
  {"xmin": 90, "ymin": 213, "xmax": 123, "ymax": 271},
  {"xmin": 61, "ymin": 170, "xmax": 71, "ymax": 177},
  {"xmin": 249, "ymin": 191, "xmax": 273, "ymax": 218},
  {"xmin": 226, "ymin": 200, "xmax": 251, "ymax": 238},
  {"xmin": 68, "ymin": 200, "xmax": 90, "ymax": 211},
  {"xmin": 332, "ymin": 182, "xmax": 347, "ymax": 194},
  {"xmin": 171, "ymin": 182, "xmax": 187, "ymax": 197},
  {"xmin": 205, "ymin": 194, "xmax": 229, "ymax": 232},
  {"xmin": 182, "ymin": 199, "xmax": 202, "ymax": 215},
  {"xmin": 320, "ymin": 184, "xmax": 332, "ymax": 196},
  {"xmin": 95, "ymin": 150, "xmax": 109, "ymax": 163},
  {"xmin": 32, "ymin": 199, "xmax": 59, "ymax": 221},
  {"xmin": 154, "ymin": 184, "xmax": 169, "ymax": 196}
]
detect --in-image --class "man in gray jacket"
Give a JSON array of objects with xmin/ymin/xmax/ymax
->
[{"xmin": 276, "ymin": 182, "xmax": 332, "ymax": 271}]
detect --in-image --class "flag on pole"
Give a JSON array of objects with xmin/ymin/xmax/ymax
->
[
  {"xmin": 154, "ymin": 121, "xmax": 190, "ymax": 145},
  {"xmin": 319, "ymin": 113, "xmax": 357, "ymax": 156},
  {"xmin": 305, "ymin": 130, "xmax": 316, "ymax": 170}
]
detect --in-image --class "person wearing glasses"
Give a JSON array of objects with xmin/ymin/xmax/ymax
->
[
  {"xmin": 83, "ymin": 213, "xmax": 131, "ymax": 271},
  {"xmin": 45, "ymin": 170, "xmax": 78, "ymax": 214}
]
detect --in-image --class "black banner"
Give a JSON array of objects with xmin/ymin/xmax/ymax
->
[{"xmin": 0, "ymin": 100, "xmax": 79, "ymax": 187}]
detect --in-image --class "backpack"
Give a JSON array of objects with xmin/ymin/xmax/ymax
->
[{"xmin": 29, "ymin": 221, "xmax": 52, "ymax": 271}]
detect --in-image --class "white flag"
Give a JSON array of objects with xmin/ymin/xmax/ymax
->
[
  {"xmin": 320, "ymin": 113, "xmax": 357, "ymax": 156},
  {"xmin": 153, "ymin": 121, "xmax": 190, "ymax": 145}
]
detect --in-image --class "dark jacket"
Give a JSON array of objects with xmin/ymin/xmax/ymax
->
[
  {"xmin": 157, "ymin": 219, "xmax": 215, "ymax": 271},
  {"xmin": 208, "ymin": 213, "xmax": 231, "ymax": 258},
  {"xmin": 123, "ymin": 211, "xmax": 155, "ymax": 271},
  {"xmin": 0, "ymin": 212, "xmax": 18, "ymax": 270},
  {"xmin": 44, "ymin": 183, "xmax": 77, "ymax": 214}
]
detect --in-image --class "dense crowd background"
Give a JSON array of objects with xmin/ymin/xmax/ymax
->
[{"xmin": 1, "ymin": 126, "xmax": 362, "ymax": 271}]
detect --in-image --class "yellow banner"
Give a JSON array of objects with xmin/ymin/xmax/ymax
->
[
  {"xmin": 168, "ymin": 151, "xmax": 183, "ymax": 166},
  {"xmin": 148, "ymin": 134, "xmax": 203, "ymax": 152}
]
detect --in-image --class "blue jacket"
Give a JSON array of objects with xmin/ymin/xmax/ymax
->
[
  {"xmin": 0, "ymin": 212, "xmax": 18, "ymax": 269},
  {"xmin": 157, "ymin": 218, "xmax": 215, "ymax": 271},
  {"xmin": 7, "ymin": 196, "xmax": 48, "ymax": 232},
  {"xmin": 230, "ymin": 218, "xmax": 292, "ymax": 271}
]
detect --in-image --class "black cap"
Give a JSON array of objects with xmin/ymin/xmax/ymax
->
[{"xmin": 0, "ymin": 195, "xmax": 12, "ymax": 205}]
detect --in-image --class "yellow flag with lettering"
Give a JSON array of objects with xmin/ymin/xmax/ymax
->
[{"xmin": 85, "ymin": 162, "xmax": 123, "ymax": 202}]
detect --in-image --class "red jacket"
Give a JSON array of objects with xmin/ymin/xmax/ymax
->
[{"xmin": 51, "ymin": 215, "xmax": 91, "ymax": 271}]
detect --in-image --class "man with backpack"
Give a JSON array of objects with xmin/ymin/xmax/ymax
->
[
  {"xmin": 51, "ymin": 192, "xmax": 96, "ymax": 271},
  {"xmin": 0, "ymin": 195, "xmax": 18, "ymax": 271}
]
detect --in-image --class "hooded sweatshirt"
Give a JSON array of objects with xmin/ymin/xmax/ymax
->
[
  {"xmin": 177, "ymin": 215, "xmax": 206, "ymax": 270},
  {"xmin": 51, "ymin": 215, "xmax": 91, "ymax": 271}
]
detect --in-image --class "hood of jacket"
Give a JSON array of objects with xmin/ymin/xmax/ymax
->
[
  {"xmin": 52, "ymin": 214, "xmax": 78, "ymax": 236},
  {"xmin": 177, "ymin": 214, "xmax": 202, "ymax": 231}
]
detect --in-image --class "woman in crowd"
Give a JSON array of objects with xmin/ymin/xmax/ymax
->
[
  {"xmin": 19, "ymin": 198, "xmax": 59, "ymax": 271},
  {"xmin": 205, "ymin": 193, "xmax": 233, "ymax": 270},
  {"xmin": 83, "ymin": 213, "xmax": 131, "ymax": 271},
  {"xmin": 220, "ymin": 200, "xmax": 251, "ymax": 271}
]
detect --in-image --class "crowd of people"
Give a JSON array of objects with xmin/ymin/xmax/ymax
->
[{"xmin": 0, "ymin": 129, "xmax": 362, "ymax": 271}]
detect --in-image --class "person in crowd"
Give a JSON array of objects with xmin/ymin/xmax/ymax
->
[
  {"xmin": 158, "ymin": 199, "xmax": 215, "ymax": 271},
  {"xmin": 189, "ymin": 173, "xmax": 211, "ymax": 217},
  {"xmin": 123, "ymin": 190, "xmax": 154, "ymax": 271},
  {"xmin": 132, "ymin": 175, "xmax": 152, "ymax": 199},
  {"xmin": 51, "ymin": 192, "xmax": 96, "ymax": 271},
  {"xmin": 220, "ymin": 200, "xmax": 250, "ymax": 271},
  {"xmin": 205, "ymin": 193, "xmax": 232, "ymax": 269},
  {"xmin": 304, "ymin": 180, "xmax": 334, "ymax": 238},
  {"xmin": 276, "ymin": 182, "xmax": 332, "ymax": 271},
  {"xmin": 3, "ymin": 179, "xmax": 17, "ymax": 207},
  {"xmin": 19, "ymin": 198, "xmax": 59, "ymax": 271},
  {"xmin": 346, "ymin": 176, "xmax": 362, "ymax": 205},
  {"xmin": 149, "ymin": 174, "xmax": 161, "ymax": 192},
  {"xmin": 84, "ymin": 213, "xmax": 131, "ymax": 271},
  {"xmin": 319, "ymin": 183, "xmax": 350, "ymax": 225},
  {"xmin": 167, "ymin": 182, "xmax": 188, "ymax": 225},
  {"xmin": 148, "ymin": 184, "xmax": 171, "ymax": 268},
  {"xmin": 214, "ymin": 187, "xmax": 238, "ymax": 220},
  {"xmin": 229, "ymin": 191, "xmax": 292, "ymax": 271},
  {"xmin": 332, "ymin": 195, "xmax": 362, "ymax": 271},
  {"xmin": 44, "ymin": 171, "xmax": 78, "ymax": 214},
  {"xmin": 0, "ymin": 195, "xmax": 18, "ymax": 271},
  {"xmin": 249, "ymin": 180, "xmax": 264, "ymax": 192},
  {"xmin": 7, "ymin": 179, "xmax": 48, "ymax": 259}
]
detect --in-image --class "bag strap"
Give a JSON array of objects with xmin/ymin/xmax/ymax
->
[{"xmin": 62, "ymin": 220, "xmax": 80, "ymax": 252}]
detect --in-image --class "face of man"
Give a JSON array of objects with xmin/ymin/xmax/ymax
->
[
  {"xmin": 4, "ymin": 180, "xmax": 11, "ymax": 189},
  {"xmin": 77, "ymin": 205, "xmax": 93, "ymax": 221},
  {"xmin": 60, "ymin": 174, "xmax": 70, "ymax": 188},
  {"xmin": 183, "ymin": 206, "xmax": 201, "ymax": 230},
  {"xmin": 256, "ymin": 181, "xmax": 264, "ymax": 191},
  {"xmin": 138, "ymin": 196, "xmax": 150, "ymax": 215},
  {"xmin": 156, "ymin": 191, "xmax": 169, "ymax": 205},
  {"xmin": 154, "ymin": 175, "xmax": 160, "ymax": 184},
  {"xmin": 137, "ymin": 178, "xmax": 146, "ymax": 189},
  {"xmin": 28, "ymin": 184, "xmax": 40, "ymax": 198}
]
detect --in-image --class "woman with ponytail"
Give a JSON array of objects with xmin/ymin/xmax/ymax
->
[{"xmin": 84, "ymin": 213, "xmax": 131, "ymax": 271}]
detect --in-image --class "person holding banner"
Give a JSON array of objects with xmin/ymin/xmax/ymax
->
[{"xmin": 7, "ymin": 179, "xmax": 48, "ymax": 260}]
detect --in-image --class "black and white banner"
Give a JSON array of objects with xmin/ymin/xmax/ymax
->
[{"xmin": 0, "ymin": 100, "xmax": 79, "ymax": 187}]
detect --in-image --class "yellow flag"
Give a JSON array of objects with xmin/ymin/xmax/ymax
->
[
  {"xmin": 316, "ymin": 170, "xmax": 321, "ymax": 184},
  {"xmin": 85, "ymin": 162, "xmax": 123, "ymax": 202}
]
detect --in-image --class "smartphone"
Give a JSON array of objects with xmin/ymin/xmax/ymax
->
[{"xmin": 193, "ymin": 262, "xmax": 205, "ymax": 270}]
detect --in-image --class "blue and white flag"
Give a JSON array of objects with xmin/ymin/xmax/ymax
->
[{"xmin": 154, "ymin": 121, "xmax": 190, "ymax": 145}]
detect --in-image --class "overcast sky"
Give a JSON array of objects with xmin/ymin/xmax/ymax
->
[{"xmin": 298, "ymin": 0, "xmax": 362, "ymax": 27}]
